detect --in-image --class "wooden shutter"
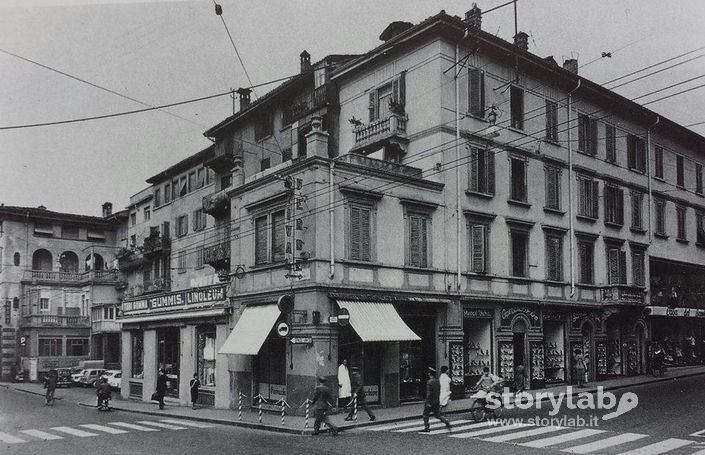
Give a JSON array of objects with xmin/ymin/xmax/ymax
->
[
  {"xmin": 627, "ymin": 135, "xmax": 636, "ymax": 169},
  {"xmin": 608, "ymin": 248, "xmax": 619, "ymax": 284},
  {"xmin": 471, "ymin": 225, "xmax": 486, "ymax": 272},
  {"xmin": 409, "ymin": 215, "xmax": 420, "ymax": 267},
  {"xmin": 368, "ymin": 92, "xmax": 377, "ymax": 122},
  {"xmin": 578, "ymin": 115, "xmax": 586, "ymax": 152},
  {"xmin": 398, "ymin": 71, "xmax": 406, "ymax": 106},
  {"xmin": 469, "ymin": 69, "xmax": 485, "ymax": 116},
  {"xmin": 604, "ymin": 185, "xmax": 610, "ymax": 222},
  {"xmin": 632, "ymin": 252, "xmax": 644, "ymax": 286},
  {"xmin": 255, "ymin": 216, "xmax": 268, "ymax": 264},
  {"xmin": 271, "ymin": 211, "xmax": 285, "ymax": 262},
  {"xmin": 420, "ymin": 216, "xmax": 428, "ymax": 268},
  {"xmin": 591, "ymin": 181, "xmax": 599, "ymax": 218},
  {"xmin": 360, "ymin": 207, "xmax": 371, "ymax": 262},
  {"xmin": 350, "ymin": 206, "xmax": 361, "ymax": 260},
  {"xmin": 589, "ymin": 118, "xmax": 598, "ymax": 155},
  {"xmin": 619, "ymin": 251, "xmax": 627, "ymax": 284},
  {"xmin": 617, "ymin": 189, "xmax": 624, "ymax": 225},
  {"xmin": 546, "ymin": 237, "xmax": 556, "ymax": 280},
  {"xmin": 546, "ymin": 167, "xmax": 558, "ymax": 209},
  {"xmin": 487, "ymin": 149, "xmax": 495, "ymax": 195},
  {"xmin": 545, "ymin": 101, "xmax": 554, "ymax": 141},
  {"xmin": 469, "ymin": 147, "xmax": 479, "ymax": 192},
  {"xmin": 632, "ymin": 193, "xmax": 641, "ymax": 228},
  {"xmin": 606, "ymin": 125, "xmax": 616, "ymax": 161}
]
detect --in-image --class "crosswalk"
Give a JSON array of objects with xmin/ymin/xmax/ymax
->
[
  {"xmin": 0, "ymin": 419, "xmax": 216, "ymax": 444},
  {"xmin": 365, "ymin": 419, "xmax": 704, "ymax": 454}
]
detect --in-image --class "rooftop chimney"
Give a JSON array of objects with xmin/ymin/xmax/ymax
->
[
  {"xmin": 513, "ymin": 31, "xmax": 529, "ymax": 51},
  {"xmin": 102, "ymin": 202, "xmax": 113, "ymax": 218},
  {"xmin": 300, "ymin": 50, "xmax": 311, "ymax": 73},
  {"xmin": 563, "ymin": 58, "xmax": 578, "ymax": 74},
  {"xmin": 379, "ymin": 21, "xmax": 414, "ymax": 42},
  {"xmin": 465, "ymin": 3, "xmax": 482, "ymax": 31},
  {"xmin": 236, "ymin": 88, "xmax": 252, "ymax": 111},
  {"xmin": 37, "ymin": 205, "xmax": 46, "ymax": 210}
]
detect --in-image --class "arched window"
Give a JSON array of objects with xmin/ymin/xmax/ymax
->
[
  {"xmin": 85, "ymin": 253, "xmax": 105, "ymax": 271},
  {"xmin": 32, "ymin": 249, "xmax": 53, "ymax": 271},
  {"xmin": 13, "ymin": 252, "xmax": 20, "ymax": 266},
  {"xmin": 59, "ymin": 251, "xmax": 79, "ymax": 273}
]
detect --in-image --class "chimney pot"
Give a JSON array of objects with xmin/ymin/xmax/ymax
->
[
  {"xmin": 379, "ymin": 21, "xmax": 414, "ymax": 42},
  {"xmin": 235, "ymin": 88, "xmax": 252, "ymax": 111},
  {"xmin": 563, "ymin": 58, "xmax": 578, "ymax": 74},
  {"xmin": 513, "ymin": 31, "xmax": 529, "ymax": 51},
  {"xmin": 102, "ymin": 202, "xmax": 113, "ymax": 217},
  {"xmin": 300, "ymin": 50, "xmax": 311, "ymax": 73},
  {"xmin": 465, "ymin": 3, "xmax": 482, "ymax": 30}
]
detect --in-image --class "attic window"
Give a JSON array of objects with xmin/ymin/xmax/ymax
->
[
  {"xmin": 314, "ymin": 67, "xmax": 326, "ymax": 88},
  {"xmin": 34, "ymin": 223, "xmax": 53, "ymax": 236}
]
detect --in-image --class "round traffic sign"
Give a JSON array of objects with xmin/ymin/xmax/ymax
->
[
  {"xmin": 337, "ymin": 308, "xmax": 350, "ymax": 327},
  {"xmin": 276, "ymin": 321, "xmax": 290, "ymax": 338}
]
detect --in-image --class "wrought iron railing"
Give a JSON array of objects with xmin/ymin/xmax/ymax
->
[{"xmin": 337, "ymin": 153, "xmax": 423, "ymax": 179}]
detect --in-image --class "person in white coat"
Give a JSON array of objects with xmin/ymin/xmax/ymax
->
[
  {"xmin": 338, "ymin": 359, "xmax": 351, "ymax": 408},
  {"xmin": 439, "ymin": 365, "xmax": 452, "ymax": 408}
]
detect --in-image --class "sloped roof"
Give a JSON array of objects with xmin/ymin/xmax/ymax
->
[{"xmin": 0, "ymin": 205, "xmax": 118, "ymax": 227}]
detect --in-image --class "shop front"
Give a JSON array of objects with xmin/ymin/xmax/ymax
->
[
  {"xmin": 648, "ymin": 306, "xmax": 705, "ymax": 367},
  {"xmin": 118, "ymin": 284, "xmax": 230, "ymax": 408}
]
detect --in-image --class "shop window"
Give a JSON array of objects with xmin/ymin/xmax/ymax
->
[
  {"xmin": 655, "ymin": 199, "xmax": 667, "ymax": 236},
  {"xmin": 543, "ymin": 320, "xmax": 565, "ymax": 384},
  {"xmin": 631, "ymin": 192, "xmax": 644, "ymax": 230},
  {"xmin": 545, "ymin": 234, "xmax": 563, "ymax": 281},
  {"xmin": 197, "ymin": 327, "xmax": 217, "ymax": 387},
  {"xmin": 468, "ymin": 147, "xmax": 494, "ymax": 195},
  {"xmin": 509, "ymin": 157, "xmax": 527, "ymax": 202},
  {"xmin": 654, "ymin": 146, "xmax": 664, "ymax": 179},
  {"xmin": 463, "ymin": 316, "xmax": 492, "ymax": 383},
  {"xmin": 39, "ymin": 338, "xmax": 62, "ymax": 356},
  {"xmin": 544, "ymin": 165, "xmax": 561, "ymax": 210},
  {"xmin": 158, "ymin": 327, "xmax": 180, "ymax": 398},
  {"xmin": 578, "ymin": 114, "xmax": 597, "ymax": 155},
  {"xmin": 510, "ymin": 85, "xmax": 524, "ymax": 130},
  {"xmin": 131, "ymin": 332, "xmax": 144, "ymax": 379},
  {"xmin": 577, "ymin": 176, "xmax": 599, "ymax": 219},
  {"xmin": 545, "ymin": 100, "xmax": 558, "ymax": 142},
  {"xmin": 468, "ymin": 68, "xmax": 485, "ymax": 117},
  {"xmin": 256, "ymin": 336, "xmax": 286, "ymax": 401},
  {"xmin": 67, "ymin": 338, "xmax": 89, "ymax": 356},
  {"xmin": 604, "ymin": 183, "xmax": 624, "ymax": 225},
  {"xmin": 627, "ymin": 134, "xmax": 646, "ymax": 173},
  {"xmin": 607, "ymin": 246, "xmax": 627, "ymax": 285},
  {"xmin": 605, "ymin": 124, "xmax": 616, "ymax": 162},
  {"xmin": 406, "ymin": 212, "xmax": 430, "ymax": 268}
]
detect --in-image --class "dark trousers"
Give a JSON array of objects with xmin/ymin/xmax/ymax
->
[
  {"xmin": 423, "ymin": 403, "xmax": 449, "ymax": 430},
  {"xmin": 313, "ymin": 409, "xmax": 338, "ymax": 434},
  {"xmin": 346, "ymin": 399, "xmax": 375, "ymax": 420},
  {"xmin": 157, "ymin": 391, "xmax": 165, "ymax": 409},
  {"xmin": 338, "ymin": 396, "xmax": 350, "ymax": 408}
]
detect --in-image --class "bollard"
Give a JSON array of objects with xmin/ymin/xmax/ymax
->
[
  {"xmin": 304, "ymin": 398, "xmax": 310, "ymax": 431},
  {"xmin": 353, "ymin": 394, "xmax": 358, "ymax": 422},
  {"xmin": 258, "ymin": 395, "xmax": 263, "ymax": 424},
  {"xmin": 281, "ymin": 400, "xmax": 286, "ymax": 426},
  {"xmin": 238, "ymin": 392, "xmax": 243, "ymax": 421}
]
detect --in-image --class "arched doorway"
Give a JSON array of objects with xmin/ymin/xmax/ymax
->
[
  {"xmin": 581, "ymin": 322, "xmax": 594, "ymax": 382},
  {"xmin": 59, "ymin": 251, "xmax": 79, "ymax": 273},
  {"xmin": 512, "ymin": 317, "xmax": 529, "ymax": 388},
  {"xmin": 85, "ymin": 253, "xmax": 105, "ymax": 271},
  {"xmin": 32, "ymin": 249, "xmax": 53, "ymax": 271}
]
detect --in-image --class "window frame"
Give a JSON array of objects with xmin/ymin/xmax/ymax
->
[
  {"xmin": 655, "ymin": 198, "xmax": 667, "ymax": 236},
  {"xmin": 578, "ymin": 113, "xmax": 598, "ymax": 156},
  {"xmin": 577, "ymin": 238, "xmax": 594, "ymax": 285},
  {"xmin": 631, "ymin": 249, "xmax": 645, "ymax": 287},
  {"xmin": 510, "ymin": 85, "xmax": 524, "ymax": 130},
  {"xmin": 606, "ymin": 245, "xmax": 627, "ymax": 285},
  {"xmin": 677, "ymin": 155, "xmax": 685, "ymax": 188},
  {"xmin": 577, "ymin": 175, "xmax": 600, "ymax": 219},
  {"xmin": 468, "ymin": 146, "xmax": 495, "ymax": 196},
  {"xmin": 544, "ymin": 164, "xmax": 562, "ymax": 211},
  {"xmin": 404, "ymin": 210, "xmax": 432, "ymax": 269},
  {"xmin": 143, "ymin": 206, "xmax": 151, "ymax": 221},
  {"xmin": 627, "ymin": 134, "xmax": 646, "ymax": 173},
  {"xmin": 346, "ymin": 199, "xmax": 376, "ymax": 262},
  {"xmin": 605, "ymin": 123, "xmax": 617, "ymax": 162},
  {"xmin": 509, "ymin": 228, "xmax": 530, "ymax": 278},
  {"xmin": 468, "ymin": 67, "xmax": 485, "ymax": 118},
  {"xmin": 38, "ymin": 337, "xmax": 62, "ymax": 357},
  {"xmin": 544, "ymin": 232, "xmax": 564, "ymax": 282},
  {"xmin": 545, "ymin": 99, "xmax": 558, "ymax": 142},
  {"xmin": 676, "ymin": 205, "xmax": 687, "ymax": 241},
  {"xmin": 630, "ymin": 191, "xmax": 644, "ymax": 231},
  {"xmin": 467, "ymin": 221, "xmax": 490, "ymax": 273},
  {"xmin": 697, "ymin": 163, "xmax": 703, "ymax": 195},
  {"xmin": 254, "ymin": 111, "xmax": 273, "ymax": 142},
  {"xmin": 253, "ymin": 208, "xmax": 287, "ymax": 266},
  {"xmin": 654, "ymin": 146, "xmax": 664, "ymax": 179},
  {"xmin": 176, "ymin": 214, "xmax": 189, "ymax": 238},
  {"xmin": 509, "ymin": 156, "xmax": 528, "ymax": 203},
  {"xmin": 368, "ymin": 72, "xmax": 406, "ymax": 122},
  {"xmin": 604, "ymin": 182, "xmax": 624, "ymax": 226}
]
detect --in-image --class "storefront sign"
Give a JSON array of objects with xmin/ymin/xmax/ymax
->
[
  {"xmin": 648, "ymin": 306, "xmax": 705, "ymax": 318},
  {"xmin": 269, "ymin": 384, "xmax": 286, "ymax": 401},
  {"xmin": 120, "ymin": 284, "xmax": 227, "ymax": 316},
  {"xmin": 289, "ymin": 337, "xmax": 313, "ymax": 345},
  {"xmin": 500, "ymin": 307, "xmax": 540, "ymax": 327},
  {"xmin": 463, "ymin": 309, "xmax": 493, "ymax": 319},
  {"xmin": 38, "ymin": 356, "xmax": 86, "ymax": 370}
]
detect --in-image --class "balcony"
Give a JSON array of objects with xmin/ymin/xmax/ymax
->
[
  {"xmin": 83, "ymin": 270, "xmax": 121, "ymax": 283},
  {"xmin": 92, "ymin": 320, "xmax": 121, "ymax": 333},
  {"xmin": 20, "ymin": 314, "xmax": 90, "ymax": 328},
  {"xmin": 350, "ymin": 112, "xmax": 408, "ymax": 155},
  {"xmin": 21, "ymin": 269, "xmax": 120, "ymax": 286},
  {"xmin": 203, "ymin": 242, "xmax": 230, "ymax": 270},
  {"xmin": 283, "ymin": 85, "xmax": 331, "ymax": 125},
  {"xmin": 117, "ymin": 249, "xmax": 144, "ymax": 270},
  {"xmin": 337, "ymin": 153, "xmax": 423, "ymax": 179},
  {"xmin": 601, "ymin": 285, "xmax": 646, "ymax": 305},
  {"xmin": 143, "ymin": 235, "xmax": 171, "ymax": 257},
  {"xmin": 143, "ymin": 278, "xmax": 171, "ymax": 294},
  {"xmin": 203, "ymin": 190, "xmax": 230, "ymax": 218}
]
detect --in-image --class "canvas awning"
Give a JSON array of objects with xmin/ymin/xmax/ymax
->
[
  {"xmin": 337, "ymin": 300, "xmax": 420, "ymax": 342},
  {"xmin": 219, "ymin": 304, "xmax": 281, "ymax": 355}
]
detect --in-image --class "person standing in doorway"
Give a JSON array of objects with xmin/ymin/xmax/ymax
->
[
  {"xmin": 439, "ymin": 366, "xmax": 452, "ymax": 408},
  {"xmin": 574, "ymin": 349, "xmax": 587, "ymax": 388},
  {"xmin": 190, "ymin": 373, "xmax": 200, "ymax": 410},
  {"xmin": 345, "ymin": 371, "xmax": 375, "ymax": 421},
  {"xmin": 156, "ymin": 369, "xmax": 168, "ymax": 410},
  {"xmin": 311, "ymin": 376, "xmax": 339, "ymax": 436},
  {"xmin": 422, "ymin": 367, "xmax": 451, "ymax": 433},
  {"xmin": 338, "ymin": 359, "xmax": 351, "ymax": 408}
]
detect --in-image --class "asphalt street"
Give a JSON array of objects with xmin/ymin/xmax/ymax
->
[{"xmin": 1, "ymin": 375, "xmax": 704, "ymax": 455}]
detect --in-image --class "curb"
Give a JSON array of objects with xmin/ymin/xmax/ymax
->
[{"xmin": 15, "ymin": 387, "xmax": 63, "ymax": 400}]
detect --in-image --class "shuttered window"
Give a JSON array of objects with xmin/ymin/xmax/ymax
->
[
  {"xmin": 677, "ymin": 205, "xmax": 687, "ymax": 240},
  {"xmin": 545, "ymin": 165, "xmax": 561, "ymax": 210},
  {"xmin": 607, "ymin": 247, "xmax": 626, "ymax": 285},
  {"xmin": 176, "ymin": 214, "xmax": 188, "ymax": 237},
  {"xmin": 697, "ymin": 164, "xmax": 703, "ymax": 194},
  {"xmin": 545, "ymin": 100, "xmax": 558, "ymax": 142},
  {"xmin": 510, "ymin": 86, "xmax": 524, "ymax": 130},
  {"xmin": 469, "ymin": 147, "xmax": 495, "ymax": 195},
  {"xmin": 627, "ymin": 134, "xmax": 646, "ymax": 172},
  {"xmin": 368, "ymin": 72, "xmax": 406, "ymax": 122},
  {"xmin": 578, "ymin": 240, "xmax": 594, "ymax": 284},
  {"xmin": 254, "ymin": 216, "xmax": 268, "ymax": 265},
  {"xmin": 632, "ymin": 251, "xmax": 645, "ymax": 287},
  {"xmin": 510, "ymin": 157, "xmax": 527, "ymax": 202},
  {"xmin": 604, "ymin": 183, "xmax": 624, "ymax": 225},
  {"xmin": 407, "ymin": 213, "xmax": 429, "ymax": 268},
  {"xmin": 578, "ymin": 177, "xmax": 599, "ymax": 219},
  {"xmin": 468, "ymin": 68, "xmax": 485, "ymax": 117},
  {"xmin": 654, "ymin": 146, "xmax": 664, "ymax": 179},
  {"xmin": 545, "ymin": 234, "xmax": 563, "ymax": 281},
  {"xmin": 578, "ymin": 114, "xmax": 598, "ymax": 155},
  {"xmin": 677, "ymin": 155, "xmax": 685, "ymax": 187},
  {"xmin": 697, "ymin": 211, "xmax": 705, "ymax": 244},
  {"xmin": 271, "ymin": 210, "xmax": 286, "ymax": 262},
  {"xmin": 631, "ymin": 192, "xmax": 643, "ymax": 230},
  {"xmin": 510, "ymin": 230, "xmax": 529, "ymax": 277},
  {"xmin": 350, "ymin": 204, "xmax": 372, "ymax": 261},
  {"xmin": 469, "ymin": 224, "xmax": 488, "ymax": 273},
  {"xmin": 605, "ymin": 124, "xmax": 616, "ymax": 162},
  {"xmin": 655, "ymin": 199, "xmax": 666, "ymax": 235}
]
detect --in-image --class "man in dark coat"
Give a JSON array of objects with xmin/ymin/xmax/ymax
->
[
  {"xmin": 422, "ymin": 367, "xmax": 451, "ymax": 432},
  {"xmin": 156, "ymin": 369, "xmax": 168, "ymax": 410},
  {"xmin": 311, "ymin": 376, "xmax": 339, "ymax": 436},
  {"xmin": 190, "ymin": 373, "xmax": 200, "ymax": 409},
  {"xmin": 345, "ymin": 371, "xmax": 375, "ymax": 421}
]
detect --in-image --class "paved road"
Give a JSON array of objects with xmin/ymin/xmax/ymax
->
[{"xmin": 1, "ymin": 375, "xmax": 704, "ymax": 455}]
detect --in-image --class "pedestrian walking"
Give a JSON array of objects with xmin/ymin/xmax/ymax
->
[
  {"xmin": 439, "ymin": 366, "xmax": 452, "ymax": 408},
  {"xmin": 338, "ymin": 359, "xmax": 351, "ymax": 408},
  {"xmin": 156, "ymin": 369, "xmax": 168, "ymax": 410},
  {"xmin": 422, "ymin": 367, "xmax": 451, "ymax": 433},
  {"xmin": 44, "ymin": 370, "xmax": 58, "ymax": 406},
  {"xmin": 345, "ymin": 371, "xmax": 375, "ymax": 421},
  {"xmin": 574, "ymin": 349, "xmax": 587, "ymax": 387},
  {"xmin": 190, "ymin": 373, "xmax": 200, "ymax": 409},
  {"xmin": 311, "ymin": 376, "xmax": 339, "ymax": 436},
  {"xmin": 652, "ymin": 343, "xmax": 666, "ymax": 376},
  {"xmin": 514, "ymin": 364, "xmax": 527, "ymax": 393}
]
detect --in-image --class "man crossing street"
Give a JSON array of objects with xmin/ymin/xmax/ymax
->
[{"xmin": 422, "ymin": 367, "xmax": 451, "ymax": 433}]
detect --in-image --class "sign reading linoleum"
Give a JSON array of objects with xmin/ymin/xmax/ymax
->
[{"xmin": 120, "ymin": 284, "xmax": 227, "ymax": 316}]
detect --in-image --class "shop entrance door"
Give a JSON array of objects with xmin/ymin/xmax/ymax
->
[
  {"xmin": 512, "ymin": 319, "xmax": 528, "ymax": 388},
  {"xmin": 581, "ymin": 323, "xmax": 594, "ymax": 382},
  {"xmin": 399, "ymin": 309, "xmax": 435, "ymax": 402},
  {"xmin": 338, "ymin": 325, "xmax": 381, "ymax": 404},
  {"xmin": 157, "ymin": 327, "xmax": 180, "ymax": 398}
]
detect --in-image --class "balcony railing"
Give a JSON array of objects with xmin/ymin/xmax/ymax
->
[
  {"xmin": 143, "ymin": 235, "xmax": 171, "ymax": 256},
  {"xmin": 23, "ymin": 269, "xmax": 121, "ymax": 284},
  {"xmin": 283, "ymin": 86, "xmax": 330, "ymax": 125},
  {"xmin": 20, "ymin": 314, "xmax": 90, "ymax": 328},
  {"xmin": 337, "ymin": 153, "xmax": 423, "ymax": 179},
  {"xmin": 352, "ymin": 112, "xmax": 408, "ymax": 150},
  {"xmin": 601, "ymin": 285, "xmax": 646, "ymax": 305},
  {"xmin": 92, "ymin": 320, "xmax": 121, "ymax": 333},
  {"xmin": 203, "ymin": 190, "xmax": 230, "ymax": 218},
  {"xmin": 143, "ymin": 279, "xmax": 171, "ymax": 294},
  {"xmin": 84, "ymin": 270, "xmax": 120, "ymax": 283},
  {"xmin": 118, "ymin": 250, "xmax": 144, "ymax": 270},
  {"xmin": 203, "ymin": 242, "xmax": 230, "ymax": 269}
]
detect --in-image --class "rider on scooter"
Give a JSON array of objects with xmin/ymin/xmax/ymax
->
[{"xmin": 97, "ymin": 376, "xmax": 112, "ymax": 408}]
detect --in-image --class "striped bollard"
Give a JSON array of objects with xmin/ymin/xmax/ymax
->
[
  {"xmin": 353, "ymin": 394, "xmax": 358, "ymax": 421},
  {"xmin": 280, "ymin": 400, "xmax": 286, "ymax": 426},
  {"xmin": 258, "ymin": 395, "xmax": 263, "ymax": 424},
  {"xmin": 304, "ymin": 399, "xmax": 310, "ymax": 431},
  {"xmin": 237, "ymin": 392, "xmax": 243, "ymax": 421}
]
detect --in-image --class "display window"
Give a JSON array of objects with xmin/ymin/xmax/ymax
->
[
  {"xmin": 398, "ymin": 309, "xmax": 436, "ymax": 402},
  {"xmin": 197, "ymin": 325, "xmax": 216, "ymax": 387},
  {"xmin": 131, "ymin": 331, "xmax": 144, "ymax": 379},
  {"xmin": 543, "ymin": 321, "xmax": 566, "ymax": 384},
  {"xmin": 157, "ymin": 327, "xmax": 180, "ymax": 398},
  {"xmin": 338, "ymin": 325, "xmax": 381, "ymax": 404},
  {"xmin": 462, "ymin": 317, "xmax": 492, "ymax": 392},
  {"xmin": 255, "ymin": 335, "xmax": 286, "ymax": 402}
]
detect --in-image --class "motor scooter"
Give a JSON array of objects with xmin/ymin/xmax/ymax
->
[{"xmin": 97, "ymin": 394, "xmax": 111, "ymax": 411}]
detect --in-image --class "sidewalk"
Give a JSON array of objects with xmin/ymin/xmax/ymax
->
[{"xmin": 4, "ymin": 365, "xmax": 705, "ymax": 435}]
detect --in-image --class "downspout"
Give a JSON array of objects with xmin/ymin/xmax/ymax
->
[
  {"xmin": 329, "ymin": 161, "xmax": 335, "ymax": 279},
  {"xmin": 455, "ymin": 42, "xmax": 462, "ymax": 290},
  {"xmin": 568, "ymin": 80, "xmax": 581, "ymax": 297},
  {"xmin": 647, "ymin": 116, "xmax": 660, "ymax": 243}
]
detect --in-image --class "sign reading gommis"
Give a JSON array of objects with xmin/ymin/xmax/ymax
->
[{"xmin": 120, "ymin": 284, "xmax": 227, "ymax": 316}]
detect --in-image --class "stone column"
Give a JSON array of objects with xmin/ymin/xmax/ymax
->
[
  {"xmin": 120, "ymin": 331, "xmax": 132, "ymax": 400},
  {"xmin": 142, "ymin": 329, "xmax": 157, "ymax": 402},
  {"xmin": 214, "ymin": 323, "xmax": 230, "ymax": 408},
  {"xmin": 179, "ymin": 325, "xmax": 196, "ymax": 406},
  {"xmin": 381, "ymin": 342, "xmax": 400, "ymax": 407}
]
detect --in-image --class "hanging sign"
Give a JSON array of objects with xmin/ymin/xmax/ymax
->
[{"xmin": 276, "ymin": 321, "xmax": 290, "ymax": 338}]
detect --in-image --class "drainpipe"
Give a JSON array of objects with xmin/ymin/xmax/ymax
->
[
  {"xmin": 329, "ymin": 161, "xmax": 335, "ymax": 279},
  {"xmin": 568, "ymin": 80, "xmax": 581, "ymax": 297},
  {"xmin": 647, "ymin": 116, "xmax": 660, "ymax": 243},
  {"xmin": 455, "ymin": 42, "xmax": 462, "ymax": 291}
]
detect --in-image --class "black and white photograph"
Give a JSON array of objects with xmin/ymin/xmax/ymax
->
[{"xmin": 2, "ymin": 0, "xmax": 705, "ymax": 454}]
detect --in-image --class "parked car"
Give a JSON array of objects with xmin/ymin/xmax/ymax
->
[
  {"xmin": 70, "ymin": 368, "xmax": 85, "ymax": 386},
  {"xmin": 101, "ymin": 370, "xmax": 122, "ymax": 390},
  {"xmin": 79, "ymin": 369, "xmax": 106, "ymax": 388},
  {"xmin": 54, "ymin": 368, "xmax": 73, "ymax": 387},
  {"xmin": 13, "ymin": 370, "xmax": 26, "ymax": 383}
]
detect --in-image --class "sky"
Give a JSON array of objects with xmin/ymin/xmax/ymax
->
[{"xmin": 1, "ymin": 0, "xmax": 704, "ymax": 216}]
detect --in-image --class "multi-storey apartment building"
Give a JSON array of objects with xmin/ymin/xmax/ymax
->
[{"xmin": 0, "ymin": 204, "xmax": 125, "ymax": 381}]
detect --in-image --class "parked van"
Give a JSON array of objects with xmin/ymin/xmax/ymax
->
[{"xmin": 79, "ymin": 369, "xmax": 106, "ymax": 388}]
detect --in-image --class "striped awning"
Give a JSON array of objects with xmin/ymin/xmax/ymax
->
[
  {"xmin": 337, "ymin": 300, "xmax": 420, "ymax": 342},
  {"xmin": 219, "ymin": 304, "xmax": 280, "ymax": 355}
]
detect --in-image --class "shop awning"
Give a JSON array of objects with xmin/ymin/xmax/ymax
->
[
  {"xmin": 337, "ymin": 300, "xmax": 421, "ymax": 342},
  {"xmin": 219, "ymin": 304, "xmax": 280, "ymax": 355}
]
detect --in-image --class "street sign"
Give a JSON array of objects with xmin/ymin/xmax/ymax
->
[
  {"xmin": 277, "ymin": 294, "xmax": 294, "ymax": 314},
  {"xmin": 276, "ymin": 321, "xmax": 290, "ymax": 338},
  {"xmin": 289, "ymin": 336, "xmax": 313, "ymax": 345},
  {"xmin": 328, "ymin": 316, "xmax": 338, "ymax": 324},
  {"xmin": 337, "ymin": 308, "xmax": 350, "ymax": 327},
  {"xmin": 20, "ymin": 336, "xmax": 26, "ymax": 347}
]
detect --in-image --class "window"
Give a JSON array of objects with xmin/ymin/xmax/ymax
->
[
  {"xmin": 545, "ymin": 100, "xmax": 558, "ymax": 142},
  {"xmin": 192, "ymin": 209, "xmax": 207, "ymax": 232},
  {"xmin": 13, "ymin": 252, "xmax": 20, "ymax": 266},
  {"xmin": 697, "ymin": 164, "xmax": 703, "ymax": 195},
  {"xmin": 271, "ymin": 210, "xmax": 286, "ymax": 262},
  {"xmin": 578, "ymin": 239, "xmax": 594, "ymax": 284},
  {"xmin": 697, "ymin": 211, "xmax": 705, "ymax": 245},
  {"xmin": 254, "ymin": 209, "xmax": 286, "ymax": 265},
  {"xmin": 314, "ymin": 67, "xmax": 326, "ymax": 88},
  {"xmin": 164, "ymin": 183, "xmax": 172, "ymax": 203},
  {"xmin": 349, "ymin": 203, "xmax": 373, "ymax": 262},
  {"xmin": 130, "ymin": 235, "xmax": 136, "ymax": 248},
  {"xmin": 627, "ymin": 134, "xmax": 646, "ymax": 172},
  {"xmin": 510, "ymin": 86, "xmax": 524, "ymax": 130},
  {"xmin": 607, "ymin": 246, "xmax": 627, "ymax": 285},
  {"xmin": 544, "ymin": 165, "xmax": 561, "ymax": 210},
  {"xmin": 154, "ymin": 188, "xmax": 161, "ymax": 207},
  {"xmin": 655, "ymin": 199, "xmax": 666, "ymax": 235},
  {"xmin": 677, "ymin": 205, "xmax": 687, "ymax": 241},
  {"xmin": 143, "ymin": 206, "xmax": 151, "ymax": 221},
  {"xmin": 39, "ymin": 338, "xmax": 62, "ymax": 356},
  {"xmin": 221, "ymin": 174, "xmax": 232, "ymax": 190},
  {"xmin": 631, "ymin": 191, "xmax": 644, "ymax": 230},
  {"xmin": 130, "ymin": 213, "xmax": 136, "ymax": 226},
  {"xmin": 197, "ymin": 168, "xmax": 205, "ymax": 188},
  {"xmin": 578, "ymin": 176, "xmax": 599, "ymax": 219},
  {"xmin": 282, "ymin": 148, "xmax": 292, "ymax": 162},
  {"xmin": 468, "ymin": 68, "xmax": 485, "ymax": 117},
  {"xmin": 677, "ymin": 155, "xmax": 685, "ymax": 188},
  {"xmin": 654, "ymin": 146, "xmax": 664, "ymax": 179},
  {"xmin": 605, "ymin": 124, "xmax": 616, "ymax": 162},
  {"xmin": 260, "ymin": 158, "xmax": 271, "ymax": 172},
  {"xmin": 172, "ymin": 179, "xmax": 179, "ymax": 200},
  {"xmin": 468, "ymin": 147, "xmax": 494, "ymax": 195},
  {"xmin": 578, "ymin": 114, "xmax": 597, "ymax": 155},
  {"xmin": 545, "ymin": 234, "xmax": 563, "ymax": 281},
  {"xmin": 254, "ymin": 216, "xmax": 268, "ymax": 265},
  {"xmin": 62, "ymin": 226, "xmax": 79, "ymax": 240},
  {"xmin": 87, "ymin": 230, "xmax": 105, "ymax": 242},
  {"xmin": 67, "ymin": 338, "xmax": 89, "ymax": 356},
  {"xmin": 34, "ymin": 223, "xmax": 53, "ymax": 236},
  {"xmin": 255, "ymin": 111, "xmax": 273, "ymax": 141},
  {"xmin": 13, "ymin": 297, "xmax": 19, "ymax": 309},
  {"xmin": 407, "ymin": 212, "xmax": 430, "ymax": 268},
  {"xmin": 468, "ymin": 223, "xmax": 488, "ymax": 273},
  {"xmin": 632, "ymin": 250, "xmax": 645, "ymax": 287},
  {"xmin": 510, "ymin": 230, "xmax": 529, "ymax": 277},
  {"xmin": 131, "ymin": 332, "xmax": 144, "ymax": 379},
  {"xmin": 179, "ymin": 176, "xmax": 188, "ymax": 197},
  {"xmin": 40, "ymin": 298, "xmax": 50, "ymax": 312},
  {"xmin": 177, "ymin": 251, "xmax": 186, "ymax": 272},
  {"xmin": 509, "ymin": 157, "xmax": 527, "ymax": 202},
  {"xmin": 176, "ymin": 214, "xmax": 188, "ymax": 237},
  {"xmin": 368, "ymin": 72, "xmax": 406, "ymax": 122},
  {"xmin": 604, "ymin": 183, "xmax": 624, "ymax": 225},
  {"xmin": 197, "ymin": 328, "xmax": 217, "ymax": 386},
  {"xmin": 188, "ymin": 171, "xmax": 196, "ymax": 192}
]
